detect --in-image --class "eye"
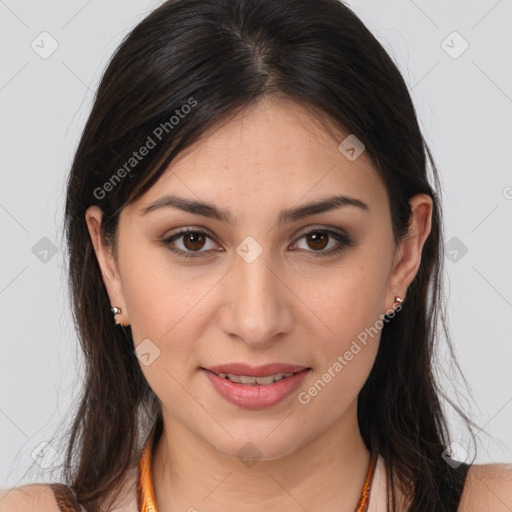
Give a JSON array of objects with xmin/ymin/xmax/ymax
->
[
  {"xmin": 162, "ymin": 229, "xmax": 220, "ymax": 259},
  {"xmin": 290, "ymin": 228, "xmax": 353, "ymax": 256}
]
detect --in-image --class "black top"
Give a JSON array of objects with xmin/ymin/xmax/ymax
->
[{"xmin": 438, "ymin": 461, "xmax": 471, "ymax": 511}]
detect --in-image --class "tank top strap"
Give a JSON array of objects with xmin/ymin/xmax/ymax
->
[
  {"xmin": 438, "ymin": 461, "xmax": 471, "ymax": 510},
  {"xmin": 48, "ymin": 483, "xmax": 86, "ymax": 512}
]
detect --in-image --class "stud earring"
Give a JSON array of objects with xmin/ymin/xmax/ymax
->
[
  {"xmin": 111, "ymin": 306, "xmax": 122, "ymax": 326},
  {"xmin": 394, "ymin": 296, "xmax": 403, "ymax": 308}
]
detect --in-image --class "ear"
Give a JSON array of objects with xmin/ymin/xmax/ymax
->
[
  {"xmin": 85, "ymin": 205, "xmax": 129, "ymax": 326},
  {"xmin": 385, "ymin": 193, "xmax": 433, "ymax": 310}
]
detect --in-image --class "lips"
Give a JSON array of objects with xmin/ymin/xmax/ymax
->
[{"xmin": 201, "ymin": 363, "xmax": 311, "ymax": 409}]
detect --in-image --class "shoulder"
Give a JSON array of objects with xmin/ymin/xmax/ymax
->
[
  {"xmin": 0, "ymin": 466, "xmax": 140, "ymax": 512},
  {"xmin": 0, "ymin": 484, "xmax": 60, "ymax": 512},
  {"xmin": 458, "ymin": 462, "xmax": 512, "ymax": 511}
]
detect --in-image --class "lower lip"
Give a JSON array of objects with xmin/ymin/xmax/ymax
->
[{"xmin": 203, "ymin": 368, "xmax": 310, "ymax": 409}]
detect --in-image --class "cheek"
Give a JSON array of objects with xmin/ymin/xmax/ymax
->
[
  {"xmin": 297, "ymin": 257, "xmax": 388, "ymax": 346},
  {"xmin": 297, "ymin": 279, "xmax": 384, "ymax": 419},
  {"xmin": 295, "ymin": 251, "xmax": 389, "ymax": 398},
  {"xmin": 120, "ymin": 252, "xmax": 205, "ymax": 407},
  {"xmin": 119, "ymin": 244, "xmax": 202, "ymax": 336},
  {"xmin": 119, "ymin": 246, "xmax": 223, "ymax": 385}
]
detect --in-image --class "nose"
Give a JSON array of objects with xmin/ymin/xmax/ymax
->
[{"xmin": 218, "ymin": 248, "xmax": 294, "ymax": 348}]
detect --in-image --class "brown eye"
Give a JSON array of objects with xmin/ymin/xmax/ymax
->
[
  {"xmin": 182, "ymin": 232, "xmax": 207, "ymax": 251},
  {"xmin": 162, "ymin": 229, "xmax": 219, "ymax": 258},
  {"xmin": 305, "ymin": 232, "xmax": 329, "ymax": 251},
  {"xmin": 292, "ymin": 229, "xmax": 353, "ymax": 256}
]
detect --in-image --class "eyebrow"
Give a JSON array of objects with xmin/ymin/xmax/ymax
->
[{"xmin": 140, "ymin": 193, "xmax": 369, "ymax": 224}]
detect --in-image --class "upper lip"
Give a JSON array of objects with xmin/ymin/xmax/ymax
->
[{"xmin": 203, "ymin": 363, "xmax": 310, "ymax": 377}]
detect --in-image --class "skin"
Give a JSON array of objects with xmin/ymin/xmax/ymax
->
[{"xmin": 85, "ymin": 95, "xmax": 433, "ymax": 511}]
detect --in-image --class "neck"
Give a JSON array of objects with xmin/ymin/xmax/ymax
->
[{"xmin": 150, "ymin": 401, "xmax": 371, "ymax": 512}]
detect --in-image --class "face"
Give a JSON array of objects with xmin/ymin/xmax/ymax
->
[{"xmin": 87, "ymin": 96, "xmax": 431, "ymax": 461}]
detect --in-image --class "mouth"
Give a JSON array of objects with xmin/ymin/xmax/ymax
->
[
  {"xmin": 202, "ymin": 368, "xmax": 309, "ymax": 385},
  {"xmin": 200, "ymin": 364, "xmax": 312, "ymax": 409}
]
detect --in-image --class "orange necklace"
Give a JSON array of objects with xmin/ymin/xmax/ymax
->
[{"xmin": 137, "ymin": 433, "xmax": 377, "ymax": 512}]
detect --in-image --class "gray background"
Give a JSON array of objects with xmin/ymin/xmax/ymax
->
[{"xmin": 1, "ymin": 0, "xmax": 511, "ymax": 488}]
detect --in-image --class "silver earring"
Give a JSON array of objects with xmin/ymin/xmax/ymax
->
[
  {"xmin": 111, "ymin": 306, "xmax": 122, "ymax": 325},
  {"xmin": 394, "ymin": 296, "xmax": 403, "ymax": 308}
]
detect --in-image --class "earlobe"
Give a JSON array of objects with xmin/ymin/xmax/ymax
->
[
  {"xmin": 85, "ymin": 206, "xmax": 129, "ymax": 325},
  {"xmin": 387, "ymin": 193, "xmax": 433, "ymax": 308}
]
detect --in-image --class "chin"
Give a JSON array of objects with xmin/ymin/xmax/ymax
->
[{"xmin": 203, "ymin": 427, "xmax": 309, "ymax": 464}]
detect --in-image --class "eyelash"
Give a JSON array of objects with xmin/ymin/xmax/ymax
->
[{"xmin": 161, "ymin": 228, "xmax": 353, "ymax": 259}]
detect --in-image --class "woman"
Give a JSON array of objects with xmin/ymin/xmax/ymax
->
[{"xmin": 2, "ymin": 0, "xmax": 511, "ymax": 510}]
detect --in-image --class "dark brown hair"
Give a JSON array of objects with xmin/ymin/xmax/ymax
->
[{"xmin": 50, "ymin": 0, "xmax": 477, "ymax": 510}]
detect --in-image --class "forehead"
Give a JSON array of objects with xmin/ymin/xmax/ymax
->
[{"xmin": 131, "ymin": 96, "xmax": 387, "ymax": 221}]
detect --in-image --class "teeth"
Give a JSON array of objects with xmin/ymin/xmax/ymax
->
[
  {"xmin": 255, "ymin": 375, "xmax": 275, "ymax": 385},
  {"xmin": 217, "ymin": 372, "xmax": 295, "ymax": 385}
]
